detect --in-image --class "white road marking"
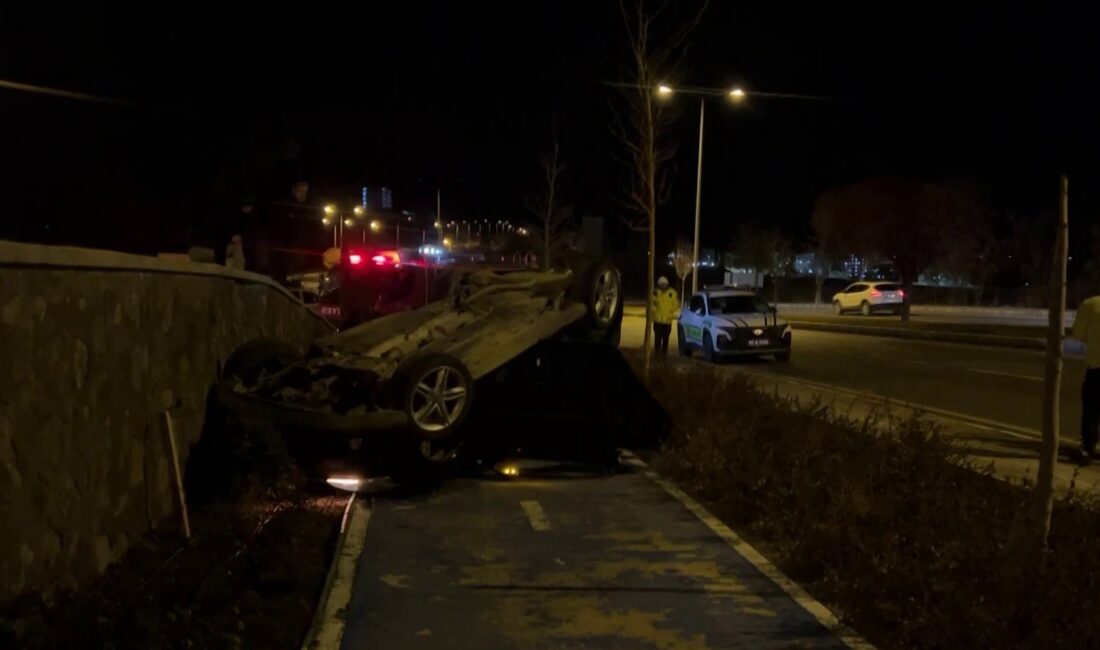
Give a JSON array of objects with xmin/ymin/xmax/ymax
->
[
  {"xmin": 304, "ymin": 496, "xmax": 372, "ymax": 650},
  {"xmin": 620, "ymin": 451, "xmax": 875, "ymax": 650},
  {"xmin": 519, "ymin": 500, "xmax": 552, "ymax": 531},
  {"xmin": 969, "ymin": 368, "xmax": 1043, "ymax": 382},
  {"xmin": 736, "ymin": 369, "xmax": 1045, "ymax": 442}
]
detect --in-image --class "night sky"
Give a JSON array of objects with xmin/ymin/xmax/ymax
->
[{"xmin": 2, "ymin": 2, "xmax": 1098, "ymax": 256}]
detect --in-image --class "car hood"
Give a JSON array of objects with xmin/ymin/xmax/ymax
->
[{"xmin": 709, "ymin": 313, "xmax": 788, "ymax": 329}]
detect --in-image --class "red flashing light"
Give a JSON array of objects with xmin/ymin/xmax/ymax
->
[
  {"xmin": 371, "ymin": 250, "xmax": 401, "ymax": 267},
  {"xmin": 348, "ymin": 253, "xmax": 363, "ymax": 266}
]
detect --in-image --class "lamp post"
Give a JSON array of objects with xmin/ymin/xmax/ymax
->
[{"xmin": 656, "ymin": 84, "xmax": 746, "ymax": 293}]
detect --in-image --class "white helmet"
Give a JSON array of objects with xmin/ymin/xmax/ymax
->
[{"xmin": 657, "ymin": 276, "xmax": 669, "ymax": 288}]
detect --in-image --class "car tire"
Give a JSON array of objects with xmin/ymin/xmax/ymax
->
[
  {"xmin": 392, "ymin": 353, "xmax": 474, "ymax": 441},
  {"xmin": 703, "ymin": 331, "xmax": 717, "ymax": 363},
  {"xmin": 861, "ymin": 301, "xmax": 872, "ymax": 316},
  {"xmin": 578, "ymin": 260, "xmax": 623, "ymax": 332},
  {"xmin": 677, "ymin": 325, "xmax": 690, "ymax": 357},
  {"xmin": 221, "ymin": 338, "xmax": 302, "ymax": 386},
  {"xmin": 834, "ymin": 301, "xmax": 843, "ymax": 315}
]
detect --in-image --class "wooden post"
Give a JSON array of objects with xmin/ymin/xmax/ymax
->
[
  {"xmin": 163, "ymin": 411, "xmax": 192, "ymax": 540},
  {"xmin": 1034, "ymin": 174, "xmax": 1069, "ymax": 550}
]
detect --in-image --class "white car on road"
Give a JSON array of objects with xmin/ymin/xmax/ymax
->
[
  {"xmin": 678, "ymin": 289, "xmax": 791, "ymax": 362},
  {"xmin": 832, "ymin": 282, "xmax": 905, "ymax": 316}
]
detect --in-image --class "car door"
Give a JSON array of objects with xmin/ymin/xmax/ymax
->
[
  {"xmin": 682, "ymin": 294, "xmax": 706, "ymax": 344},
  {"xmin": 843, "ymin": 283, "xmax": 866, "ymax": 309}
]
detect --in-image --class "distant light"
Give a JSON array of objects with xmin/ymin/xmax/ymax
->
[
  {"xmin": 324, "ymin": 204, "xmax": 336, "ymax": 215},
  {"xmin": 322, "ymin": 216, "xmax": 332, "ymax": 226},
  {"xmin": 657, "ymin": 84, "xmax": 674, "ymax": 96},
  {"xmin": 353, "ymin": 205, "xmax": 365, "ymax": 216},
  {"xmin": 370, "ymin": 220, "xmax": 382, "ymax": 232},
  {"xmin": 348, "ymin": 253, "xmax": 363, "ymax": 265},
  {"xmin": 434, "ymin": 220, "xmax": 442, "ymax": 228},
  {"xmin": 326, "ymin": 476, "xmax": 361, "ymax": 492},
  {"xmin": 443, "ymin": 237, "xmax": 453, "ymax": 247},
  {"xmin": 344, "ymin": 218, "xmax": 355, "ymax": 226},
  {"xmin": 498, "ymin": 464, "xmax": 520, "ymax": 477},
  {"xmin": 729, "ymin": 87, "xmax": 746, "ymax": 100}
]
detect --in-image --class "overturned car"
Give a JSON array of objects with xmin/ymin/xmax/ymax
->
[{"xmin": 218, "ymin": 261, "xmax": 662, "ymax": 481}]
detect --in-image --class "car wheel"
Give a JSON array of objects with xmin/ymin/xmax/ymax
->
[
  {"xmin": 393, "ymin": 353, "xmax": 473, "ymax": 441},
  {"xmin": 833, "ymin": 301, "xmax": 843, "ymax": 315},
  {"xmin": 703, "ymin": 331, "xmax": 717, "ymax": 363},
  {"xmin": 677, "ymin": 325, "xmax": 690, "ymax": 357},
  {"xmin": 860, "ymin": 301, "xmax": 872, "ymax": 316},
  {"xmin": 580, "ymin": 261, "xmax": 623, "ymax": 331},
  {"xmin": 221, "ymin": 338, "xmax": 302, "ymax": 386}
]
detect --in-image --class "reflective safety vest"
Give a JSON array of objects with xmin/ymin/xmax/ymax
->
[{"xmin": 651, "ymin": 287, "xmax": 680, "ymax": 324}]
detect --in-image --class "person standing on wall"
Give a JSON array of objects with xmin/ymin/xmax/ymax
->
[
  {"xmin": 1073, "ymin": 292, "xmax": 1100, "ymax": 463},
  {"xmin": 651, "ymin": 276, "xmax": 679, "ymax": 358}
]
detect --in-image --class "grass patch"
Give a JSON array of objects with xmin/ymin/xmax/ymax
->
[{"xmin": 635, "ymin": 355, "xmax": 1100, "ymax": 649}]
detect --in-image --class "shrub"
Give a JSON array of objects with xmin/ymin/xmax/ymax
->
[{"xmin": 636, "ymin": 356, "xmax": 1100, "ymax": 649}]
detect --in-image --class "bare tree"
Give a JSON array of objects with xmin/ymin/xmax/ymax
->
[
  {"xmin": 1033, "ymin": 175, "xmax": 1069, "ymax": 558},
  {"xmin": 526, "ymin": 121, "xmax": 574, "ymax": 269},
  {"xmin": 732, "ymin": 225, "xmax": 791, "ymax": 301},
  {"xmin": 612, "ymin": 0, "xmax": 707, "ymax": 372},
  {"xmin": 762, "ymin": 229, "xmax": 794, "ymax": 304},
  {"xmin": 811, "ymin": 177, "xmax": 985, "ymax": 321},
  {"xmin": 671, "ymin": 238, "xmax": 694, "ymax": 307}
]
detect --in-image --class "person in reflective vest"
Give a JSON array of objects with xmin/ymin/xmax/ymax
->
[{"xmin": 651, "ymin": 276, "xmax": 679, "ymax": 357}]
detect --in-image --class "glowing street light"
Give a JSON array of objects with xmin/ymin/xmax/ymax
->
[
  {"xmin": 343, "ymin": 218, "xmax": 355, "ymax": 227},
  {"xmin": 321, "ymin": 216, "xmax": 332, "ymax": 226},
  {"xmin": 655, "ymin": 83, "xmax": 748, "ymax": 293},
  {"xmin": 442, "ymin": 237, "xmax": 453, "ymax": 248},
  {"xmin": 324, "ymin": 204, "xmax": 336, "ymax": 215},
  {"xmin": 369, "ymin": 220, "xmax": 382, "ymax": 232},
  {"xmin": 353, "ymin": 205, "xmax": 365, "ymax": 217}
]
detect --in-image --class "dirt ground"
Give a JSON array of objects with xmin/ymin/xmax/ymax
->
[
  {"xmin": 1, "ymin": 405, "xmax": 347, "ymax": 650},
  {"xmin": 1, "ymin": 490, "xmax": 343, "ymax": 650}
]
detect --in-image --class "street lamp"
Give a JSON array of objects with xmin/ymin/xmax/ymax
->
[
  {"xmin": 369, "ymin": 220, "xmax": 382, "ymax": 232},
  {"xmin": 353, "ymin": 205, "xmax": 365, "ymax": 217},
  {"xmin": 656, "ymin": 83, "xmax": 747, "ymax": 293}
]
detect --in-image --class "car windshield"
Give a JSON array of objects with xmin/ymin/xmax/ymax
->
[{"xmin": 709, "ymin": 295, "xmax": 771, "ymax": 315}]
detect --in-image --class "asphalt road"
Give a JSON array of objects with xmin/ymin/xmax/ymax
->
[
  {"xmin": 621, "ymin": 315, "xmax": 1086, "ymax": 438},
  {"xmin": 339, "ymin": 469, "xmax": 851, "ymax": 649}
]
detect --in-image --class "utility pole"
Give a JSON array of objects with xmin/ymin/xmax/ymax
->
[
  {"xmin": 1034, "ymin": 173, "xmax": 1069, "ymax": 553},
  {"xmin": 691, "ymin": 98, "xmax": 705, "ymax": 294}
]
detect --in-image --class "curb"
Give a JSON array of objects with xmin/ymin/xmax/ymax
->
[
  {"xmin": 787, "ymin": 320, "xmax": 1046, "ymax": 350},
  {"xmin": 300, "ymin": 494, "xmax": 371, "ymax": 650}
]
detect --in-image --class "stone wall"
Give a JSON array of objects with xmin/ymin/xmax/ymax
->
[{"xmin": 0, "ymin": 241, "xmax": 333, "ymax": 601}]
